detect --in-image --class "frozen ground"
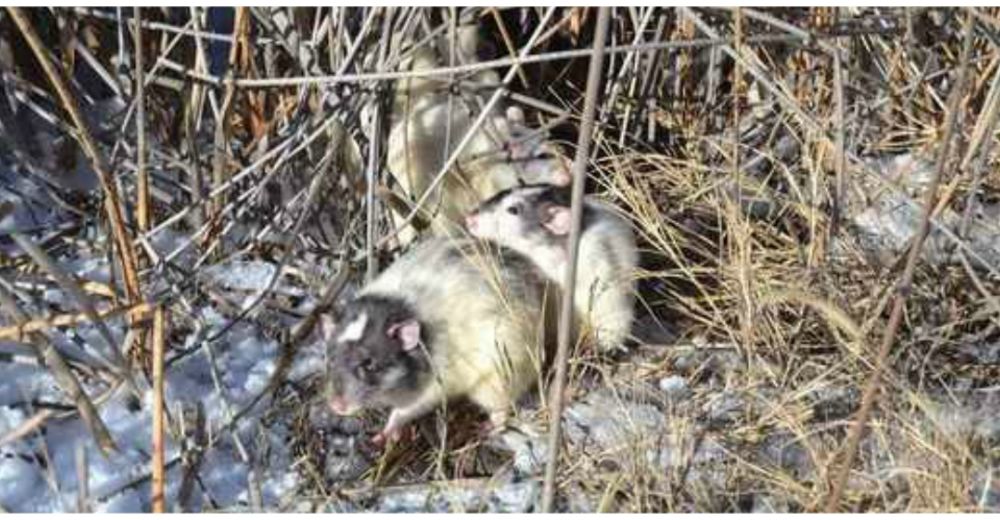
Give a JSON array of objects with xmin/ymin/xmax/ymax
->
[{"xmin": 0, "ymin": 247, "xmax": 326, "ymax": 513}]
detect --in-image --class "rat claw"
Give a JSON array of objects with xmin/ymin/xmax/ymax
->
[
  {"xmin": 372, "ymin": 425, "xmax": 411, "ymax": 447},
  {"xmin": 477, "ymin": 419, "xmax": 503, "ymax": 439}
]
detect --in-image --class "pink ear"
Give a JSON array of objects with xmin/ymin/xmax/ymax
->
[
  {"xmin": 506, "ymin": 105, "xmax": 525, "ymax": 124},
  {"xmin": 542, "ymin": 206, "xmax": 572, "ymax": 236},
  {"xmin": 388, "ymin": 319, "xmax": 421, "ymax": 351},
  {"xmin": 319, "ymin": 315, "xmax": 337, "ymax": 342},
  {"xmin": 553, "ymin": 157, "xmax": 573, "ymax": 186}
]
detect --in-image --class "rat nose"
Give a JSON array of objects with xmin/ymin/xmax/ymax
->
[
  {"xmin": 465, "ymin": 214, "xmax": 478, "ymax": 232},
  {"xmin": 329, "ymin": 396, "xmax": 351, "ymax": 415}
]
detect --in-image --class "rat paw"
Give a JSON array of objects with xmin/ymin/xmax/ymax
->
[
  {"xmin": 370, "ymin": 431, "xmax": 392, "ymax": 448},
  {"xmin": 476, "ymin": 421, "xmax": 497, "ymax": 440},
  {"xmin": 477, "ymin": 417, "xmax": 510, "ymax": 439},
  {"xmin": 371, "ymin": 424, "xmax": 417, "ymax": 447}
]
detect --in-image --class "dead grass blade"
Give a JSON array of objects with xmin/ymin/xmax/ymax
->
[
  {"xmin": 151, "ymin": 304, "xmax": 167, "ymax": 512},
  {"xmin": 824, "ymin": 10, "xmax": 977, "ymax": 512},
  {"xmin": 5, "ymin": 7, "xmax": 142, "ymax": 305},
  {"xmin": 0, "ymin": 279, "xmax": 118, "ymax": 455},
  {"xmin": 541, "ymin": 6, "xmax": 611, "ymax": 512}
]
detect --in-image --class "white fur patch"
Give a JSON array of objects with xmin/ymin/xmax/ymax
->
[
  {"xmin": 337, "ymin": 312, "xmax": 368, "ymax": 343},
  {"xmin": 381, "ymin": 366, "xmax": 406, "ymax": 388}
]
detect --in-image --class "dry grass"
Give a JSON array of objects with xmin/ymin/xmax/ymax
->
[{"xmin": 1, "ymin": 6, "xmax": 999, "ymax": 512}]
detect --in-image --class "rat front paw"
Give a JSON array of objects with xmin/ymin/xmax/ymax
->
[
  {"xmin": 371, "ymin": 425, "xmax": 417, "ymax": 447},
  {"xmin": 476, "ymin": 420, "xmax": 499, "ymax": 440},
  {"xmin": 477, "ymin": 415, "xmax": 511, "ymax": 439}
]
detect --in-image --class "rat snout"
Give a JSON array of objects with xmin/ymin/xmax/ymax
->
[
  {"xmin": 552, "ymin": 157, "xmax": 573, "ymax": 186},
  {"xmin": 465, "ymin": 213, "xmax": 479, "ymax": 233},
  {"xmin": 553, "ymin": 168, "xmax": 572, "ymax": 187},
  {"xmin": 329, "ymin": 395, "xmax": 360, "ymax": 416}
]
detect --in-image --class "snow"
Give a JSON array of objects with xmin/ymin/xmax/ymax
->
[
  {"xmin": 0, "ymin": 456, "xmax": 43, "ymax": 511},
  {"xmin": 0, "ymin": 255, "xmax": 312, "ymax": 512},
  {"xmin": 202, "ymin": 261, "xmax": 277, "ymax": 294},
  {"xmin": 0, "ymin": 363, "xmax": 51, "ymax": 407}
]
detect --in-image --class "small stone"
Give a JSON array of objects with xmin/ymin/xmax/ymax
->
[
  {"xmin": 564, "ymin": 390, "xmax": 665, "ymax": 451},
  {"xmin": 489, "ymin": 428, "xmax": 549, "ymax": 477},
  {"xmin": 757, "ymin": 432, "xmax": 814, "ymax": 479},
  {"xmin": 704, "ymin": 392, "xmax": 745, "ymax": 426},
  {"xmin": 325, "ymin": 451, "xmax": 369, "ymax": 483},
  {"xmin": 490, "ymin": 481, "xmax": 540, "ymax": 512},
  {"xmin": 658, "ymin": 375, "xmax": 690, "ymax": 400}
]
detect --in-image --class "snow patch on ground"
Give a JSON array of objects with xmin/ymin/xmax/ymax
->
[{"xmin": 0, "ymin": 301, "xmax": 305, "ymax": 512}]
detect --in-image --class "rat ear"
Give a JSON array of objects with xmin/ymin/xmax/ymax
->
[
  {"xmin": 541, "ymin": 205, "xmax": 572, "ymax": 236},
  {"xmin": 387, "ymin": 319, "xmax": 421, "ymax": 351},
  {"xmin": 506, "ymin": 105, "xmax": 525, "ymax": 124},
  {"xmin": 552, "ymin": 157, "xmax": 573, "ymax": 187},
  {"xmin": 319, "ymin": 314, "xmax": 337, "ymax": 342}
]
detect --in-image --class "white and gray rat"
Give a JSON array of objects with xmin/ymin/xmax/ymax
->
[
  {"xmin": 322, "ymin": 237, "xmax": 555, "ymax": 444},
  {"xmin": 464, "ymin": 183, "xmax": 638, "ymax": 352}
]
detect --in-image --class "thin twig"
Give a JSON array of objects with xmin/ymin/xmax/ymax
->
[
  {"xmin": 175, "ymin": 402, "xmax": 206, "ymax": 512},
  {"xmin": 541, "ymin": 6, "xmax": 611, "ymax": 513},
  {"xmin": 729, "ymin": 7, "xmax": 755, "ymax": 347},
  {"xmin": 366, "ymin": 7, "xmax": 391, "ymax": 282},
  {"xmin": 832, "ymin": 9, "xmax": 847, "ymax": 239},
  {"xmin": 376, "ymin": 7, "xmax": 557, "ymax": 246},
  {"xmin": 960, "ymin": 22, "xmax": 1000, "ymax": 235},
  {"xmin": 229, "ymin": 27, "xmax": 901, "ymax": 89},
  {"xmin": 151, "ymin": 305, "xmax": 166, "ymax": 513},
  {"xmin": 489, "ymin": 7, "xmax": 530, "ymax": 89},
  {"xmin": 0, "ymin": 279, "xmax": 118, "ymax": 455},
  {"xmin": 75, "ymin": 441, "xmax": 90, "ymax": 512},
  {"xmin": 0, "ymin": 302, "xmax": 154, "ymax": 342},
  {"xmin": 134, "ymin": 7, "xmax": 150, "ymax": 233},
  {"xmin": 208, "ymin": 7, "xmax": 248, "ymax": 251},
  {"xmin": 599, "ymin": 7, "xmax": 654, "ymax": 127},
  {"xmin": 74, "ymin": 7, "xmax": 242, "ymax": 43},
  {"xmin": 5, "ymin": 7, "xmax": 142, "ymax": 306},
  {"xmin": 823, "ymin": 10, "xmax": 976, "ymax": 512},
  {"xmin": 9, "ymin": 231, "xmax": 130, "ymax": 380},
  {"xmin": 186, "ymin": 7, "xmax": 208, "ymax": 231}
]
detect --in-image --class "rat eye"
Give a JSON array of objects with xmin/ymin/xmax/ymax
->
[
  {"xmin": 506, "ymin": 204, "xmax": 521, "ymax": 216},
  {"xmin": 355, "ymin": 358, "xmax": 379, "ymax": 377}
]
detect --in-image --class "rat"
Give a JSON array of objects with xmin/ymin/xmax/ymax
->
[
  {"xmin": 464, "ymin": 183, "xmax": 638, "ymax": 352},
  {"xmin": 322, "ymin": 237, "xmax": 556, "ymax": 444},
  {"xmin": 384, "ymin": 24, "xmax": 571, "ymax": 245}
]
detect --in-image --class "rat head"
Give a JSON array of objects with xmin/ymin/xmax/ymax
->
[
  {"xmin": 322, "ymin": 295, "xmax": 430, "ymax": 415},
  {"xmin": 502, "ymin": 114, "xmax": 573, "ymax": 188},
  {"xmin": 465, "ymin": 184, "xmax": 573, "ymax": 252}
]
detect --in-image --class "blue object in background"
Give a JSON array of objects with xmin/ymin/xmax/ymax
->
[{"xmin": 207, "ymin": 7, "xmax": 234, "ymax": 77}]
